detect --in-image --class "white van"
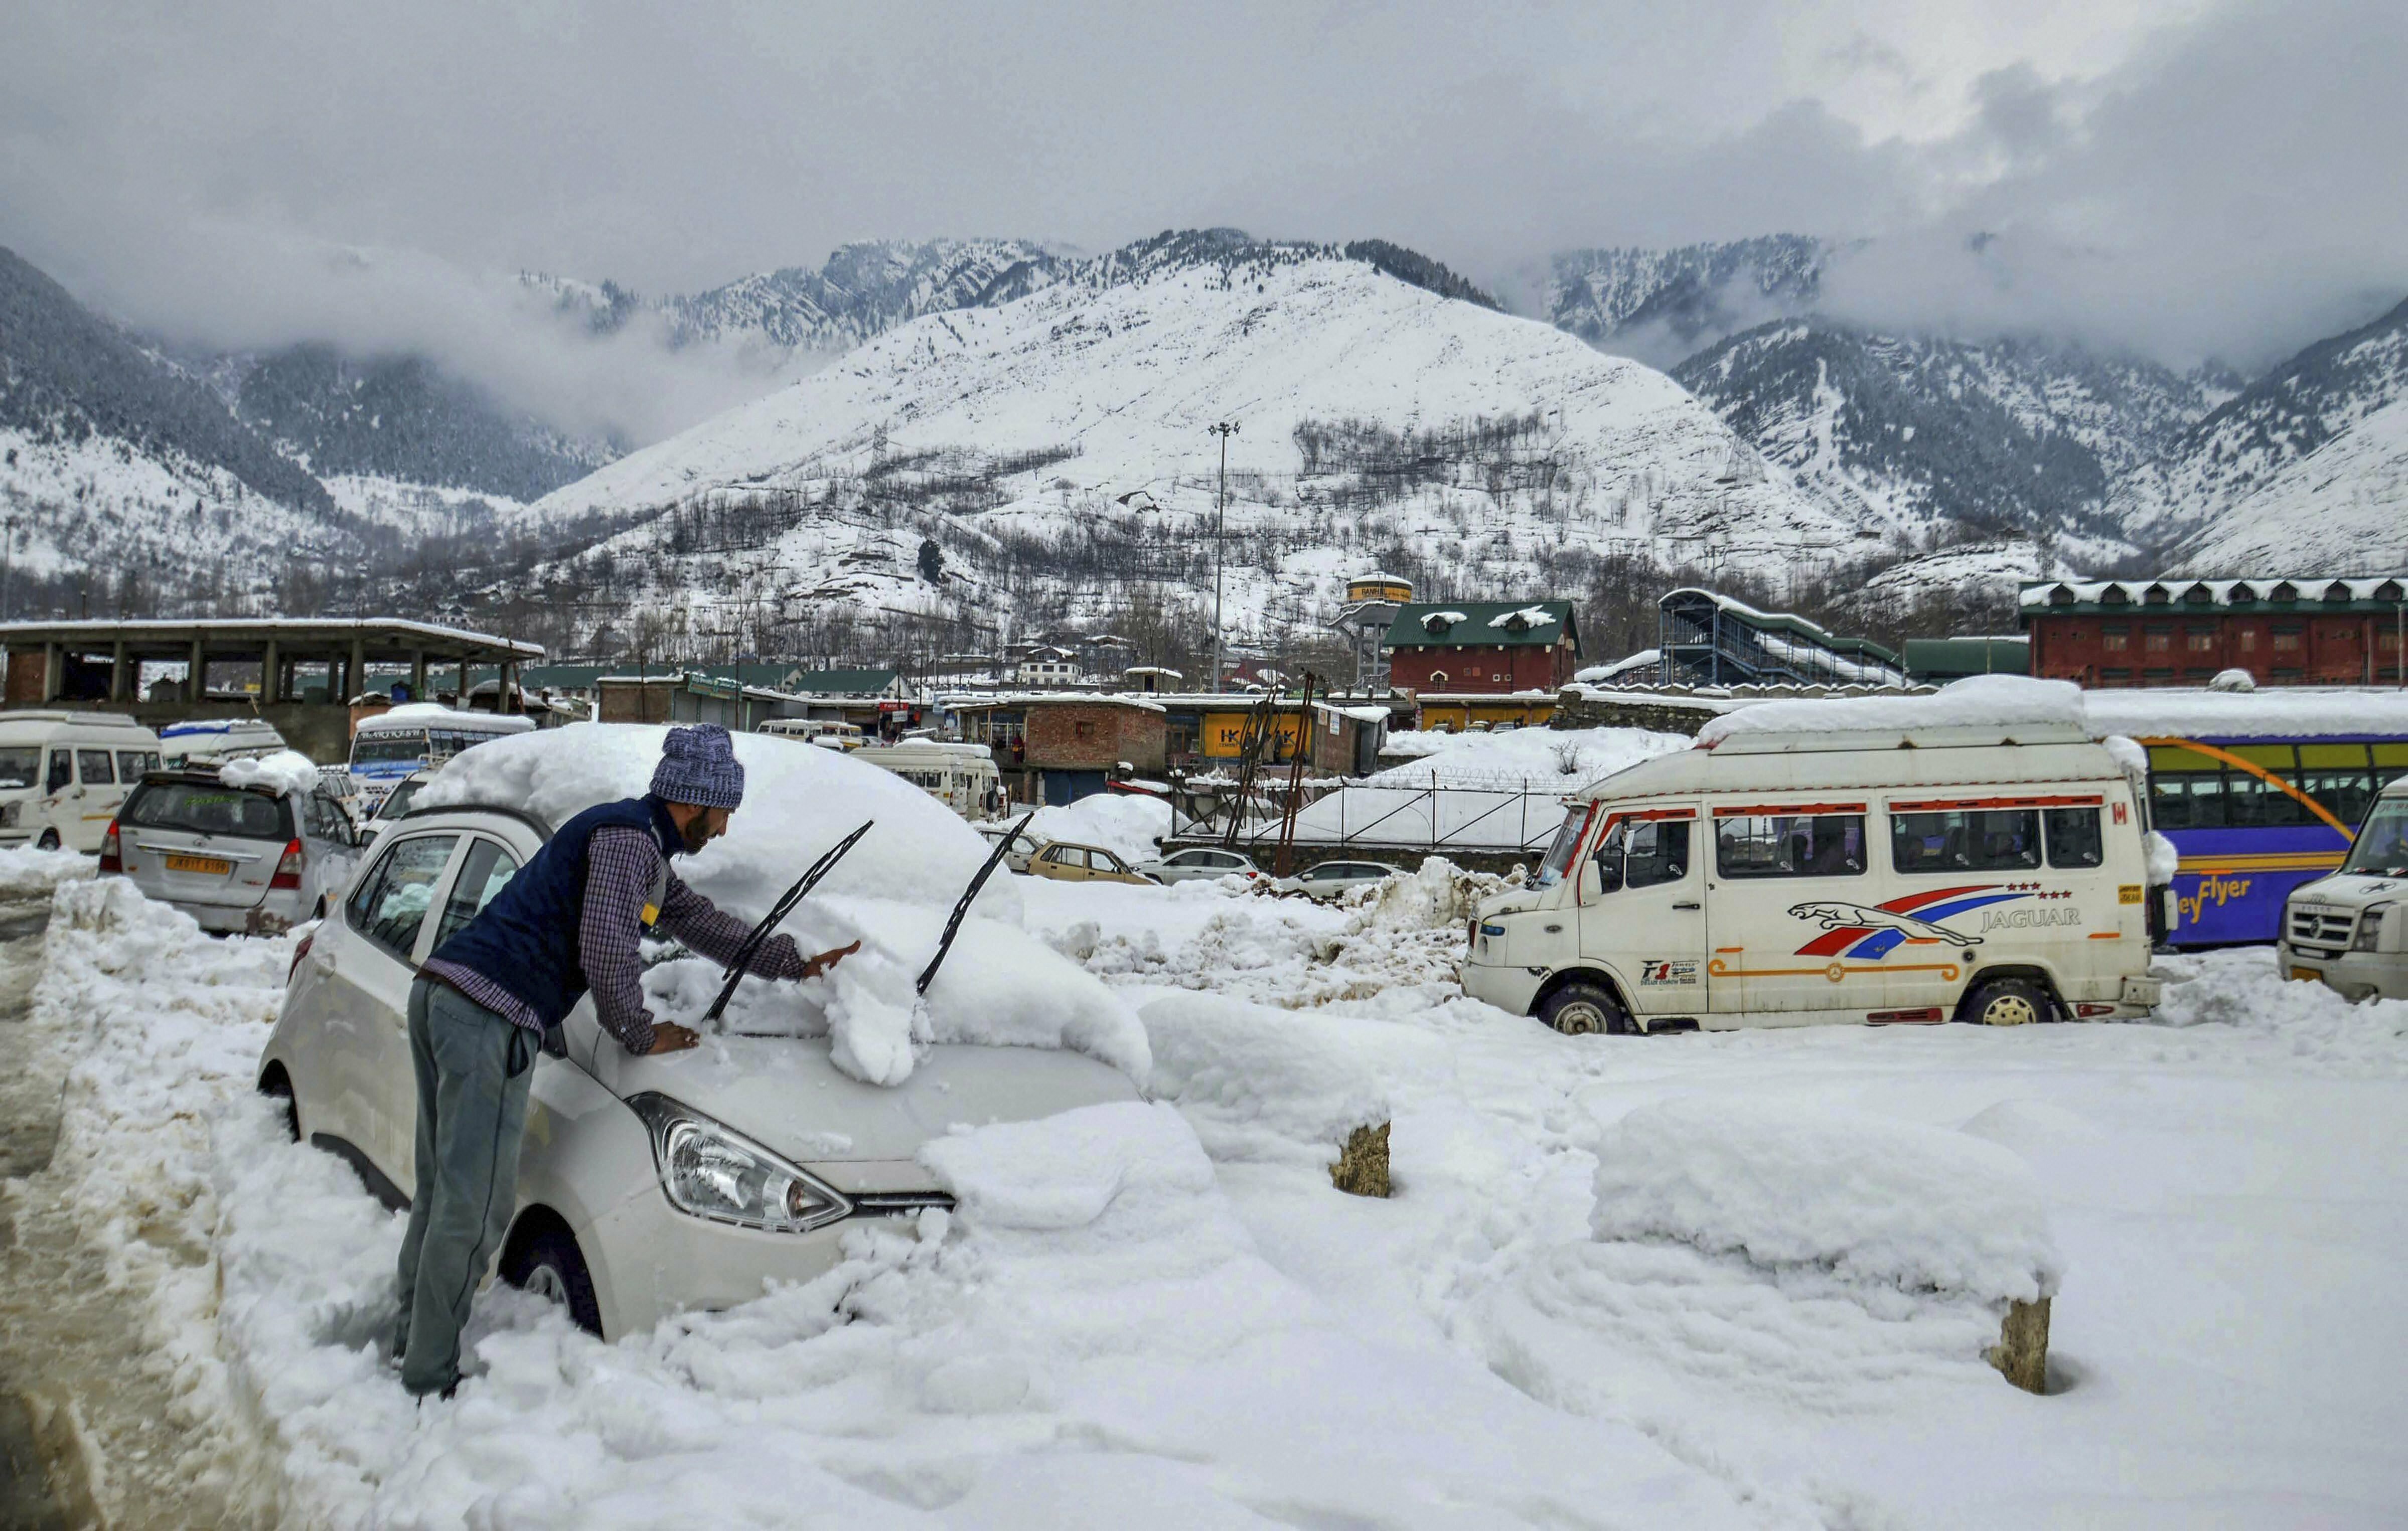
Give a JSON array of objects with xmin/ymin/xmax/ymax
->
[
  {"xmin": 854, "ymin": 741, "xmax": 1003, "ymax": 819},
  {"xmin": 759, "ymin": 718, "xmax": 863, "ymax": 750},
  {"xmin": 159, "ymin": 717, "xmax": 288, "ymax": 772},
  {"xmin": 0, "ymin": 711, "xmax": 165, "ymax": 852},
  {"xmin": 1461, "ymin": 719, "xmax": 2164, "ymax": 1033}
]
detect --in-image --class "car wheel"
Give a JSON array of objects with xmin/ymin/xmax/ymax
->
[
  {"xmin": 1961, "ymin": 975, "xmax": 2052, "ymax": 1027},
  {"xmin": 258, "ymin": 1068, "xmax": 300, "ymax": 1143},
  {"xmin": 36, "ymin": 829, "xmax": 59, "ymax": 851},
  {"xmin": 1538, "ymin": 981, "xmax": 1631, "ymax": 1037},
  {"xmin": 501, "ymin": 1218, "xmax": 605, "ymax": 1337}
]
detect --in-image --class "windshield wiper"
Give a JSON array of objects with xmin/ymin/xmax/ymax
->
[
  {"xmin": 917, "ymin": 811, "xmax": 1034, "ymax": 997},
  {"xmin": 701, "ymin": 819, "xmax": 874, "ymax": 1026}
]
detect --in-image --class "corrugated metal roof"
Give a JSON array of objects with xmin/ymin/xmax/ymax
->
[{"xmin": 1382, "ymin": 600, "xmax": 1577, "ymax": 650}]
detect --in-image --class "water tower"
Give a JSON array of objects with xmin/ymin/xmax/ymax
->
[{"xmin": 1330, "ymin": 571, "xmax": 1413, "ymax": 692}]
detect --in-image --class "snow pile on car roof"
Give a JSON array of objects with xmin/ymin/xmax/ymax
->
[
  {"xmin": 1590, "ymin": 1098, "xmax": 2061, "ymax": 1306},
  {"xmin": 218, "ymin": 749, "xmax": 323, "ymax": 795},
  {"xmin": 1022, "ymin": 790, "xmax": 1170, "ymax": 864},
  {"xmin": 419, "ymin": 724, "xmax": 1147, "ymax": 1087},
  {"xmin": 1697, "ymin": 674, "xmax": 2086, "ymax": 745}
]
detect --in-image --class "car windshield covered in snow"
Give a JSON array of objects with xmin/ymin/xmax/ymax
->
[
  {"xmin": 0, "ymin": 747, "xmax": 39, "ymax": 789},
  {"xmin": 2342, "ymin": 799, "xmax": 2408, "ymax": 876},
  {"xmin": 124, "ymin": 781, "xmax": 293, "ymax": 840}
]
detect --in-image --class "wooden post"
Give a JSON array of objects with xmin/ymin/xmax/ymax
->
[
  {"xmin": 1988, "ymin": 1297, "xmax": 2051, "ymax": 1394},
  {"xmin": 1330, "ymin": 1122, "xmax": 1391, "ymax": 1198}
]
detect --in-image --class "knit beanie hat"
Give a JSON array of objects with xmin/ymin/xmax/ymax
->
[{"xmin": 650, "ymin": 724, "xmax": 746, "ymax": 808}]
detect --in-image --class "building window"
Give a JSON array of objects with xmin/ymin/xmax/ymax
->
[
  {"xmin": 2273, "ymin": 629, "xmax": 2303, "ymax": 653},
  {"xmin": 1074, "ymin": 720, "xmax": 1097, "ymax": 740},
  {"xmin": 2100, "ymin": 667, "xmax": 2133, "ymax": 684},
  {"xmin": 2144, "ymin": 625, "xmax": 2172, "ymax": 653},
  {"xmin": 2102, "ymin": 628, "xmax": 2130, "ymax": 653},
  {"xmin": 2239, "ymin": 630, "xmax": 2258, "ymax": 652},
  {"xmin": 2186, "ymin": 629, "xmax": 2216, "ymax": 653}
]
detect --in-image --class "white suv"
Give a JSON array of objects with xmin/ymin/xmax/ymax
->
[
  {"xmin": 259, "ymin": 802, "xmax": 1137, "ymax": 1340},
  {"xmin": 2279, "ymin": 777, "xmax": 2408, "ymax": 1002}
]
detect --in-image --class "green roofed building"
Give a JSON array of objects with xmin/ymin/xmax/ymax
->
[{"xmin": 1381, "ymin": 601, "xmax": 1582, "ymax": 693}]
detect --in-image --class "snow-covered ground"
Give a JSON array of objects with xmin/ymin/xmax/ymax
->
[{"xmin": 14, "ymin": 838, "xmax": 2408, "ymax": 1524}]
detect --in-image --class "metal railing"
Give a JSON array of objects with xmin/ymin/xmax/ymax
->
[{"xmin": 1173, "ymin": 777, "xmax": 1570, "ymax": 854}]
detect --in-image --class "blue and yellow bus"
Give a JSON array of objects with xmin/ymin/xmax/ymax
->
[{"xmin": 2088, "ymin": 694, "xmax": 2408, "ymax": 946}]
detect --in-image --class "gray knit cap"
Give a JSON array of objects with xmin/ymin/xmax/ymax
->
[{"xmin": 650, "ymin": 724, "xmax": 746, "ymax": 808}]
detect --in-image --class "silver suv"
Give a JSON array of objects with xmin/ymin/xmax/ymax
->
[
  {"xmin": 259, "ymin": 802, "xmax": 1137, "ymax": 1340},
  {"xmin": 106, "ymin": 770, "xmax": 362, "ymax": 934},
  {"xmin": 2279, "ymin": 776, "xmax": 2408, "ymax": 1002}
]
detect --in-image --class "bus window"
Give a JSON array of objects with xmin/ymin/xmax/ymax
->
[
  {"xmin": 1890, "ymin": 809, "xmax": 2041, "ymax": 873},
  {"xmin": 1717, "ymin": 814, "xmax": 1864, "ymax": 878},
  {"xmin": 2149, "ymin": 771, "xmax": 2225, "ymax": 830},
  {"xmin": 2299, "ymin": 743, "xmax": 2376, "ymax": 826}
]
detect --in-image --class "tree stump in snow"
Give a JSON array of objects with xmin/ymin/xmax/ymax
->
[
  {"xmin": 1988, "ymin": 1297, "xmax": 2050, "ymax": 1393},
  {"xmin": 1330, "ymin": 1122, "xmax": 1391, "ymax": 1198}
]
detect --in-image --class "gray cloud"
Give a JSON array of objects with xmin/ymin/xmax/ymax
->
[{"xmin": 4, "ymin": 0, "xmax": 2398, "ymax": 440}]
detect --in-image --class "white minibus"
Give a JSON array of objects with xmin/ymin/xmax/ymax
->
[
  {"xmin": 158, "ymin": 717, "xmax": 288, "ymax": 772},
  {"xmin": 854, "ymin": 741, "xmax": 1004, "ymax": 820},
  {"xmin": 1461, "ymin": 717, "xmax": 2164, "ymax": 1033},
  {"xmin": 347, "ymin": 704, "xmax": 534, "ymax": 813},
  {"xmin": 0, "ymin": 711, "xmax": 165, "ymax": 852},
  {"xmin": 759, "ymin": 718, "xmax": 863, "ymax": 750}
]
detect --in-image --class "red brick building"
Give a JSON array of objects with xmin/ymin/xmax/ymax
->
[
  {"xmin": 2022, "ymin": 577, "xmax": 2408, "ymax": 687},
  {"xmin": 1382, "ymin": 601, "xmax": 1581, "ymax": 693},
  {"xmin": 948, "ymin": 694, "xmax": 1168, "ymax": 804}
]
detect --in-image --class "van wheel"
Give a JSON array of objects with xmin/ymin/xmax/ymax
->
[
  {"xmin": 501, "ymin": 1218, "xmax": 605, "ymax": 1338},
  {"xmin": 1961, "ymin": 976, "xmax": 2051, "ymax": 1027},
  {"xmin": 1538, "ymin": 982, "xmax": 1631, "ymax": 1037},
  {"xmin": 36, "ymin": 829, "xmax": 59, "ymax": 851}
]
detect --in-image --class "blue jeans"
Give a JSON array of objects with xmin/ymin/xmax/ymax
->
[{"xmin": 393, "ymin": 977, "xmax": 537, "ymax": 1397}]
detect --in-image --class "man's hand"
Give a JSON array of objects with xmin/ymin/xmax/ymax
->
[
  {"xmin": 802, "ymin": 940, "xmax": 862, "ymax": 980},
  {"xmin": 648, "ymin": 1022, "xmax": 703, "ymax": 1055}
]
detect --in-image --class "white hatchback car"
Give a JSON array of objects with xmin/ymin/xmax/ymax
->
[
  {"xmin": 259, "ymin": 802, "xmax": 1138, "ymax": 1340},
  {"xmin": 1273, "ymin": 859, "xmax": 1401, "ymax": 901}
]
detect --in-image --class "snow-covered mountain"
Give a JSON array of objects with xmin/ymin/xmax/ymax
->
[
  {"xmin": 1672, "ymin": 321, "xmax": 2229, "ymax": 561},
  {"xmin": 2170, "ymin": 392, "xmax": 2408, "ymax": 574},
  {"xmin": 2124, "ymin": 295, "xmax": 2408, "ymax": 561},
  {"xmin": 0, "ymin": 244, "xmax": 376, "ymax": 607},
  {"xmin": 1542, "ymin": 236, "xmax": 1824, "ymax": 363},
  {"xmin": 232, "ymin": 344, "xmax": 619, "ymax": 504},
  {"xmin": 519, "ymin": 233, "xmax": 1856, "ymax": 655}
]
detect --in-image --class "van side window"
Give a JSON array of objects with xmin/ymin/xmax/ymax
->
[
  {"xmin": 1590, "ymin": 821, "xmax": 1627, "ymax": 893},
  {"xmin": 1716, "ymin": 814, "xmax": 1865, "ymax": 878},
  {"xmin": 1890, "ymin": 810, "xmax": 2042, "ymax": 873},
  {"xmin": 1624, "ymin": 821, "xmax": 1691, "ymax": 888},
  {"xmin": 46, "ymin": 751, "xmax": 72, "ymax": 793},
  {"xmin": 77, "ymin": 750, "xmax": 115, "ymax": 786},
  {"xmin": 2043, "ymin": 808, "xmax": 2104, "ymax": 869}
]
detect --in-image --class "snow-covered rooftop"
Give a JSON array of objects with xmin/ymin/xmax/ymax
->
[{"xmin": 2023, "ymin": 576, "xmax": 2408, "ymax": 611}]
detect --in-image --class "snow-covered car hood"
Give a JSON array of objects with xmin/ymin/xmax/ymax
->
[
  {"xmin": 2289, "ymin": 873, "xmax": 2408, "ymax": 911},
  {"xmin": 600, "ymin": 1034, "xmax": 1140, "ymax": 1165}
]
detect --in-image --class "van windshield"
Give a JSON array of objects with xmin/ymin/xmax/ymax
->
[
  {"xmin": 2344, "ymin": 799, "xmax": 2408, "ymax": 877},
  {"xmin": 1534, "ymin": 804, "xmax": 1595, "ymax": 888},
  {"xmin": 0, "ymin": 747, "xmax": 38, "ymax": 789}
]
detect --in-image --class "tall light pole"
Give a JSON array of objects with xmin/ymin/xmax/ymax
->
[
  {"xmin": 1208, "ymin": 421, "xmax": 1239, "ymax": 692},
  {"xmin": 0, "ymin": 516, "xmax": 13, "ymax": 624}
]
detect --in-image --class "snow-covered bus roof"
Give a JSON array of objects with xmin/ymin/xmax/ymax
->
[
  {"xmin": 2081, "ymin": 688, "xmax": 2408, "ymax": 740},
  {"xmin": 353, "ymin": 705, "xmax": 537, "ymax": 735},
  {"xmin": 1696, "ymin": 677, "xmax": 2408, "ymax": 748}
]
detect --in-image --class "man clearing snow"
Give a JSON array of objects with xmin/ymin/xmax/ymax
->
[{"xmin": 397, "ymin": 723, "xmax": 856, "ymax": 1399}]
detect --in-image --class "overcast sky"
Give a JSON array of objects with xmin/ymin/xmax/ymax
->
[{"xmin": 6, "ymin": 0, "xmax": 2402, "ymax": 436}]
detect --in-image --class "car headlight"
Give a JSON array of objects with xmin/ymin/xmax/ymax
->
[
  {"xmin": 0, "ymin": 803, "xmax": 16, "ymax": 826},
  {"xmin": 2356, "ymin": 903, "xmax": 2394, "ymax": 953},
  {"xmin": 626, "ymin": 1092, "xmax": 852, "ymax": 1233}
]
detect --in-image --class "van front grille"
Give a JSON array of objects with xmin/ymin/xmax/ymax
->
[{"xmin": 2288, "ymin": 904, "xmax": 2356, "ymax": 956}]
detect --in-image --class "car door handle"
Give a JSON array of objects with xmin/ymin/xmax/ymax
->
[{"xmin": 1672, "ymin": 900, "xmax": 1701, "ymax": 910}]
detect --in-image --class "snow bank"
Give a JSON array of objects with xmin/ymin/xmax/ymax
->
[
  {"xmin": 1366, "ymin": 724, "xmax": 1686, "ymax": 788},
  {"xmin": 1140, "ymin": 994, "xmax": 1392, "ymax": 1167},
  {"xmin": 1020, "ymin": 790, "xmax": 1172, "ymax": 863},
  {"xmin": 1698, "ymin": 675, "xmax": 2086, "ymax": 745},
  {"xmin": 36, "ymin": 897, "xmax": 1741, "ymax": 1526},
  {"xmin": 218, "ymin": 748, "xmax": 322, "ymax": 795},
  {"xmin": 1590, "ymin": 1099, "xmax": 2061, "ymax": 1305},
  {"xmin": 0, "ymin": 843, "xmax": 94, "ymax": 898},
  {"xmin": 419, "ymin": 724, "xmax": 1149, "ymax": 1086},
  {"xmin": 2153, "ymin": 947, "xmax": 2408, "ymax": 1075}
]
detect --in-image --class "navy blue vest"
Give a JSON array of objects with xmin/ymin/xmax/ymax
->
[{"xmin": 430, "ymin": 795, "xmax": 679, "ymax": 1028}]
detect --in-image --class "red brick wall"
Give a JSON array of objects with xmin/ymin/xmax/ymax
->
[
  {"xmin": 1023, "ymin": 703, "xmax": 1167, "ymax": 772},
  {"xmin": 2029, "ymin": 611, "xmax": 2398, "ymax": 687},
  {"xmin": 1391, "ymin": 642, "xmax": 1571, "ymax": 692},
  {"xmin": 4, "ymin": 650, "xmax": 45, "ymax": 705}
]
